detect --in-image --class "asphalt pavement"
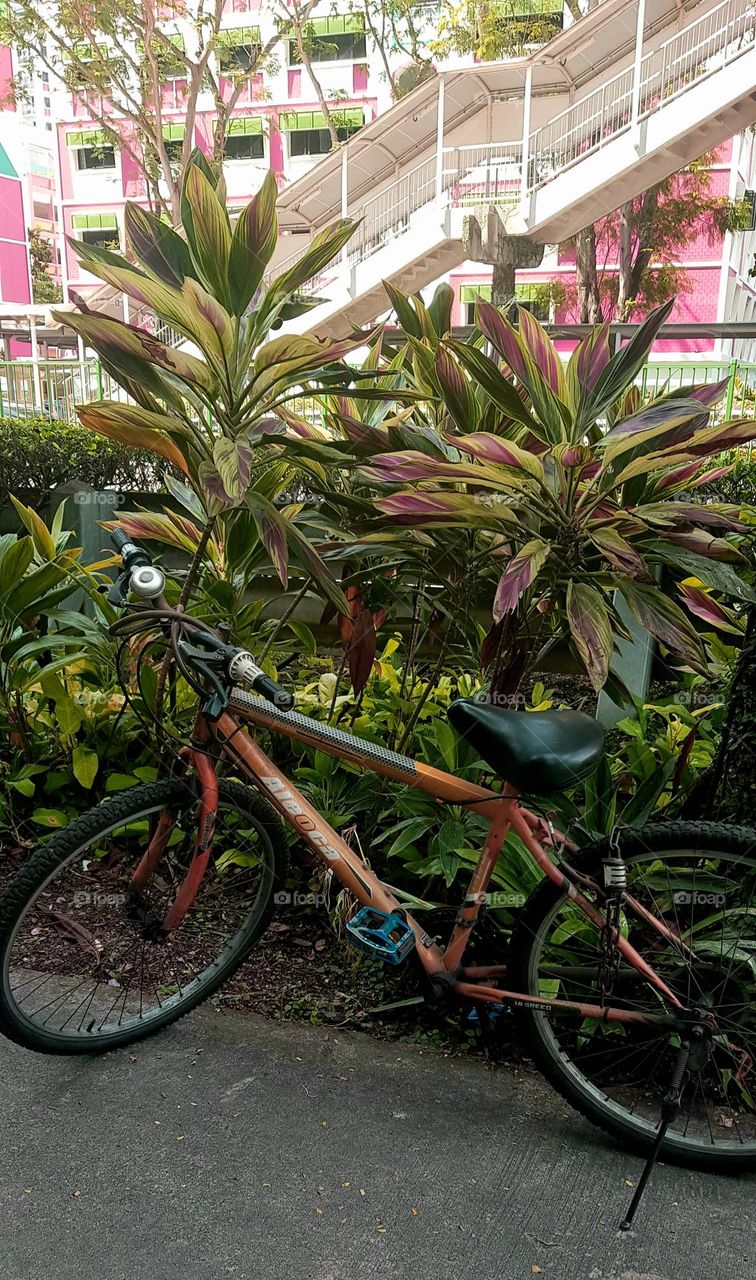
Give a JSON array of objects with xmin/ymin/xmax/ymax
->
[{"xmin": 0, "ymin": 1007, "xmax": 753, "ymax": 1279}]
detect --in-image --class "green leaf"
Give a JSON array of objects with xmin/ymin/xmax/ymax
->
[
  {"xmin": 213, "ymin": 437, "xmax": 251, "ymax": 504},
  {"xmin": 586, "ymin": 298, "xmax": 676, "ymax": 423},
  {"xmin": 182, "ymin": 162, "xmax": 233, "ymax": 306},
  {"xmin": 266, "ymin": 219, "xmax": 359, "ymax": 307},
  {"xmin": 620, "ymin": 581, "xmax": 706, "ymax": 668},
  {"xmin": 31, "ymin": 807, "xmax": 68, "ymax": 828},
  {"xmin": 0, "ymin": 536, "xmax": 34, "ymax": 598},
  {"xmin": 620, "ymin": 756, "xmax": 676, "ymax": 827},
  {"xmin": 124, "ymin": 202, "xmax": 196, "ymax": 288},
  {"xmin": 286, "ymin": 621, "xmax": 317, "ymax": 656},
  {"xmin": 9, "ymin": 777, "xmax": 35, "ymax": 797},
  {"xmin": 77, "ymin": 402, "xmax": 189, "ymax": 473},
  {"xmin": 72, "ymin": 745, "xmax": 99, "ymax": 790},
  {"xmin": 105, "ymin": 773, "xmax": 139, "ymax": 791},
  {"xmin": 444, "ymin": 341, "xmax": 546, "ymax": 438},
  {"xmin": 566, "ymin": 581, "xmax": 613, "ymax": 692},
  {"xmin": 228, "ymin": 170, "xmax": 279, "ymax": 315},
  {"xmin": 645, "ymin": 540, "xmax": 756, "ymax": 602}
]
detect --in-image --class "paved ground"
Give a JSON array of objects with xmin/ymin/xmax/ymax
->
[{"xmin": 0, "ymin": 1009, "xmax": 753, "ymax": 1280}]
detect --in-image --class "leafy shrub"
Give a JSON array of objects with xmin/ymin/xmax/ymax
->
[
  {"xmin": 702, "ymin": 450, "xmax": 756, "ymax": 507},
  {"xmin": 0, "ymin": 416, "xmax": 165, "ymax": 503}
]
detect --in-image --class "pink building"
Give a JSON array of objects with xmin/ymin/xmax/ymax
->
[
  {"xmin": 51, "ymin": 4, "xmax": 756, "ymax": 359},
  {"xmin": 449, "ymin": 134, "xmax": 756, "ymax": 359},
  {"xmin": 57, "ymin": 4, "xmax": 380, "ymax": 299},
  {"xmin": 0, "ymin": 45, "xmax": 32, "ymax": 305}
]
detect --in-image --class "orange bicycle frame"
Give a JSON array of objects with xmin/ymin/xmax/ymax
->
[{"xmin": 168, "ymin": 686, "xmax": 688, "ymax": 1031}]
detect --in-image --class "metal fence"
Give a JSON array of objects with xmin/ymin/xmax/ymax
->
[{"xmin": 2, "ymin": 353, "xmax": 756, "ymax": 427}]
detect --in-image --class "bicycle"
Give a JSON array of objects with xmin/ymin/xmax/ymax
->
[{"xmin": 1, "ymin": 529, "xmax": 755, "ymax": 1227}]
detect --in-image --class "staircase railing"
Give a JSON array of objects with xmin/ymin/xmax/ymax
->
[
  {"xmin": 528, "ymin": 0, "xmax": 754, "ymax": 192},
  {"xmin": 267, "ymin": 143, "xmax": 523, "ymax": 300}
]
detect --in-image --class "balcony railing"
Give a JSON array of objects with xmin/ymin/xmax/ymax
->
[{"xmin": 4, "ymin": 353, "xmax": 755, "ymax": 431}]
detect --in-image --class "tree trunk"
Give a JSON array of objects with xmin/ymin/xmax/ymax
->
[
  {"xmin": 491, "ymin": 253, "xmax": 516, "ymax": 308},
  {"xmin": 575, "ymin": 224, "xmax": 602, "ymax": 322},
  {"xmin": 616, "ymin": 200, "xmax": 634, "ymax": 319},
  {"xmin": 615, "ymin": 189, "xmax": 660, "ymax": 319}
]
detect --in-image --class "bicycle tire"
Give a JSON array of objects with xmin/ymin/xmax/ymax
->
[
  {"xmin": 0, "ymin": 778, "xmax": 288, "ymax": 1055},
  {"xmin": 508, "ymin": 821, "xmax": 756, "ymax": 1171}
]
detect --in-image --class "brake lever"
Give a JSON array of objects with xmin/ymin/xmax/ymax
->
[{"xmin": 106, "ymin": 572, "xmax": 130, "ymax": 607}]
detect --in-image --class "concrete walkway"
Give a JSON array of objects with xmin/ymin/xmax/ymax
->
[{"xmin": 0, "ymin": 1009, "xmax": 753, "ymax": 1279}]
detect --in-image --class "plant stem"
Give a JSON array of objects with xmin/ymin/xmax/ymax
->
[
  {"xmin": 155, "ymin": 515, "xmax": 217, "ymax": 745},
  {"xmin": 396, "ymin": 639, "xmax": 448, "ymax": 755},
  {"xmin": 258, "ymin": 577, "xmax": 311, "ymax": 662}
]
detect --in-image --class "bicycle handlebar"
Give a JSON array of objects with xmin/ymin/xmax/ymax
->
[{"xmin": 109, "ymin": 526, "xmax": 295, "ymax": 713}]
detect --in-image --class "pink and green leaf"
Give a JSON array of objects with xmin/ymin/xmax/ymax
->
[
  {"xmin": 566, "ymin": 581, "xmax": 613, "ymax": 692},
  {"xmin": 492, "ymin": 538, "xmax": 550, "ymax": 619}
]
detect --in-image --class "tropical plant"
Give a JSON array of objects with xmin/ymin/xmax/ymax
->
[
  {"xmin": 323, "ymin": 291, "xmax": 756, "ymax": 699},
  {"xmin": 53, "ymin": 153, "xmax": 379, "ymax": 616},
  {"xmin": 0, "ymin": 500, "xmax": 108, "ymax": 754},
  {"xmin": 0, "ymin": 416, "xmax": 164, "ymax": 503}
]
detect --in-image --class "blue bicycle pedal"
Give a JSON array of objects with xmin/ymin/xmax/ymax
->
[{"xmin": 346, "ymin": 907, "xmax": 416, "ymax": 965}]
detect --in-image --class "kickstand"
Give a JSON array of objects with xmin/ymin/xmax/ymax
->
[{"xmin": 620, "ymin": 1039, "xmax": 691, "ymax": 1232}]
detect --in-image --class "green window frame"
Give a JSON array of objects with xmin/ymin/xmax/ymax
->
[
  {"xmin": 288, "ymin": 15, "xmax": 366, "ymax": 65},
  {"xmin": 225, "ymin": 116, "xmax": 265, "ymax": 160},
  {"xmin": 67, "ymin": 129, "xmax": 116, "ymax": 171},
  {"xmin": 217, "ymin": 25, "xmax": 262, "ymax": 74},
  {"xmin": 460, "ymin": 282, "xmax": 551, "ymax": 323},
  {"xmin": 70, "ymin": 211, "xmax": 120, "ymax": 250},
  {"xmin": 280, "ymin": 108, "xmax": 364, "ymax": 158},
  {"xmin": 162, "ymin": 122, "xmax": 186, "ymax": 162}
]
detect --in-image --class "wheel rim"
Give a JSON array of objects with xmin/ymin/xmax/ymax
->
[
  {"xmin": 525, "ymin": 846, "xmax": 756, "ymax": 1156},
  {"xmin": 2, "ymin": 791, "xmax": 276, "ymax": 1048}
]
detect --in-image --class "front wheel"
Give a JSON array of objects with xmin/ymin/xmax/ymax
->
[
  {"xmin": 508, "ymin": 821, "xmax": 756, "ymax": 1171},
  {"xmin": 0, "ymin": 778, "xmax": 287, "ymax": 1054}
]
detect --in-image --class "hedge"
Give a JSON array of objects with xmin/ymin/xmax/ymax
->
[{"xmin": 0, "ymin": 416, "xmax": 165, "ymax": 503}]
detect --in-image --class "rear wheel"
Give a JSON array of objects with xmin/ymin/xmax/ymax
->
[
  {"xmin": 509, "ymin": 822, "xmax": 756, "ymax": 1170},
  {"xmin": 0, "ymin": 778, "xmax": 287, "ymax": 1054}
]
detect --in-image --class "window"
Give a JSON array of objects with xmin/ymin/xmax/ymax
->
[
  {"xmin": 33, "ymin": 200, "xmax": 54, "ymax": 221},
  {"xmin": 460, "ymin": 283, "xmax": 552, "ymax": 325},
  {"xmin": 281, "ymin": 108, "xmax": 364, "ymax": 158},
  {"xmin": 224, "ymin": 116, "xmax": 265, "ymax": 160},
  {"xmin": 71, "ymin": 212, "xmax": 119, "ymax": 251},
  {"xmin": 67, "ymin": 129, "xmax": 117, "ymax": 170},
  {"xmin": 288, "ymin": 15, "xmax": 366, "ymax": 64},
  {"xmin": 217, "ymin": 26, "xmax": 262, "ymax": 74},
  {"xmin": 162, "ymin": 122, "xmax": 186, "ymax": 162}
]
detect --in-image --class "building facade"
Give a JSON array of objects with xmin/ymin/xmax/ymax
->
[{"xmin": 17, "ymin": 1, "xmax": 756, "ymax": 355}]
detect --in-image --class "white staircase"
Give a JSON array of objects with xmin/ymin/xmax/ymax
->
[{"xmin": 271, "ymin": 0, "xmax": 756, "ymax": 338}]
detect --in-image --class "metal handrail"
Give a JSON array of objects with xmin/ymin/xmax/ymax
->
[{"xmin": 528, "ymin": 0, "xmax": 753, "ymax": 191}]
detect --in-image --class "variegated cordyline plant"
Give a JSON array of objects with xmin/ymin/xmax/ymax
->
[
  {"xmin": 52, "ymin": 151, "xmax": 373, "ymax": 624},
  {"xmin": 325, "ymin": 290, "xmax": 756, "ymax": 699}
]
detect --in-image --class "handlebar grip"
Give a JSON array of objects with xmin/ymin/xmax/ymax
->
[
  {"xmin": 251, "ymin": 672, "xmax": 295, "ymax": 712},
  {"xmin": 111, "ymin": 527, "xmax": 131, "ymax": 551}
]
